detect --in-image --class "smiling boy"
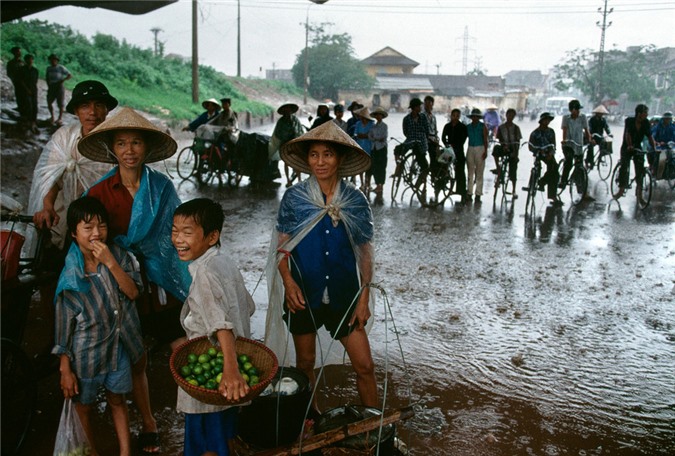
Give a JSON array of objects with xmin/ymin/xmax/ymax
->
[{"xmin": 171, "ymin": 198, "xmax": 255, "ymax": 456}]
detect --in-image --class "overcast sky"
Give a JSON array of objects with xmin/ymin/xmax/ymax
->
[{"xmin": 27, "ymin": 0, "xmax": 675, "ymax": 78}]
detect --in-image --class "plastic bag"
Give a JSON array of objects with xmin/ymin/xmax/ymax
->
[{"xmin": 53, "ymin": 399, "xmax": 91, "ymax": 456}]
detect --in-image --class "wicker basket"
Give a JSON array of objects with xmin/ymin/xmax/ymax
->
[{"xmin": 170, "ymin": 336, "xmax": 278, "ymax": 406}]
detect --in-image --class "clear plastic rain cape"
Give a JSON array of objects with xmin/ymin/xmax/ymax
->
[
  {"xmin": 264, "ymin": 176, "xmax": 375, "ymax": 366},
  {"xmin": 85, "ymin": 165, "xmax": 191, "ymax": 301}
]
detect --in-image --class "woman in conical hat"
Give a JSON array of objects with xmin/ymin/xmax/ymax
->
[
  {"xmin": 587, "ymin": 105, "xmax": 613, "ymax": 169},
  {"xmin": 265, "ymin": 121, "xmax": 378, "ymax": 408},
  {"xmin": 77, "ymin": 107, "xmax": 188, "ymax": 454}
]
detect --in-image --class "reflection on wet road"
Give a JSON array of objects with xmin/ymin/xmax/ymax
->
[{"xmin": 164, "ymin": 113, "xmax": 673, "ymax": 454}]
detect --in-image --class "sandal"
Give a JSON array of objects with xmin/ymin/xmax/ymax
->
[{"xmin": 138, "ymin": 432, "xmax": 161, "ymax": 455}]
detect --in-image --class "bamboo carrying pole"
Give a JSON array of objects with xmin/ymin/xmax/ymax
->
[{"xmin": 253, "ymin": 406, "xmax": 415, "ymax": 456}]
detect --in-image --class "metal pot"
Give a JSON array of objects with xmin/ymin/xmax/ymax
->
[{"xmin": 238, "ymin": 366, "xmax": 312, "ymax": 448}]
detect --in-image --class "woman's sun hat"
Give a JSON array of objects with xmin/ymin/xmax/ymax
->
[
  {"xmin": 78, "ymin": 107, "xmax": 178, "ymax": 164},
  {"xmin": 592, "ymin": 105, "xmax": 609, "ymax": 115},
  {"xmin": 201, "ymin": 98, "xmax": 221, "ymax": 110},
  {"xmin": 277, "ymin": 102, "xmax": 299, "ymax": 115},
  {"xmin": 538, "ymin": 112, "xmax": 555, "ymax": 123},
  {"xmin": 354, "ymin": 106, "xmax": 373, "ymax": 121},
  {"xmin": 280, "ymin": 121, "xmax": 371, "ymax": 177},
  {"xmin": 371, "ymin": 106, "xmax": 388, "ymax": 118}
]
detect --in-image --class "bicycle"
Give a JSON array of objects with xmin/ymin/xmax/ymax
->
[
  {"xmin": 1, "ymin": 210, "xmax": 58, "ymax": 455},
  {"xmin": 414, "ymin": 142, "xmax": 455, "ymax": 208},
  {"xmin": 610, "ymin": 147, "xmax": 652, "ymax": 209},
  {"xmin": 557, "ymin": 139, "xmax": 589, "ymax": 206},
  {"xmin": 522, "ymin": 143, "xmax": 556, "ymax": 217},
  {"xmin": 492, "ymin": 140, "xmax": 525, "ymax": 203},
  {"xmin": 651, "ymin": 141, "xmax": 675, "ymax": 190},
  {"xmin": 177, "ymin": 137, "xmax": 241, "ymax": 187},
  {"xmin": 390, "ymin": 138, "xmax": 422, "ymax": 204},
  {"xmin": 587, "ymin": 133, "xmax": 614, "ymax": 181}
]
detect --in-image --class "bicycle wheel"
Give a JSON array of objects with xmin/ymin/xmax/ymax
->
[
  {"xmin": 424, "ymin": 165, "xmax": 452, "ymax": 208},
  {"xmin": 390, "ymin": 172, "xmax": 402, "ymax": 202},
  {"xmin": 568, "ymin": 165, "xmax": 588, "ymax": 206},
  {"xmin": 596, "ymin": 150, "xmax": 613, "ymax": 181},
  {"xmin": 637, "ymin": 171, "xmax": 652, "ymax": 209},
  {"xmin": 610, "ymin": 161, "xmax": 622, "ymax": 197},
  {"xmin": 197, "ymin": 148, "xmax": 217, "ymax": 185},
  {"xmin": 556, "ymin": 159, "xmax": 566, "ymax": 197},
  {"xmin": 1, "ymin": 338, "xmax": 36, "ymax": 455},
  {"xmin": 665, "ymin": 160, "xmax": 675, "ymax": 190},
  {"xmin": 176, "ymin": 146, "xmax": 197, "ymax": 179},
  {"xmin": 524, "ymin": 167, "xmax": 538, "ymax": 216}
]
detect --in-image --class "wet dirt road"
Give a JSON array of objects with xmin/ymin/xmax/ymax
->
[{"xmin": 16, "ymin": 114, "xmax": 675, "ymax": 455}]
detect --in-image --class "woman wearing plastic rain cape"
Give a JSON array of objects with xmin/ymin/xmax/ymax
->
[{"xmin": 264, "ymin": 120, "xmax": 378, "ymax": 407}]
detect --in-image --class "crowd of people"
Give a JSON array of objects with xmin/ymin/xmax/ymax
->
[
  {"xmin": 17, "ymin": 75, "xmax": 382, "ymax": 455},
  {"xmin": 5, "ymin": 44, "xmax": 674, "ymax": 454}
]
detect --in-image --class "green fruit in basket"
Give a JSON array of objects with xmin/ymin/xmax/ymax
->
[
  {"xmin": 207, "ymin": 347, "xmax": 218, "ymax": 357},
  {"xmin": 203, "ymin": 370, "xmax": 212, "ymax": 380},
  {"xmin": 238, "ymin": 354, "xmax": 249, "ymax": 364},
  {"xmin": 217, "ymin": 351, "xmax": 224, "ymax": 359},
  {"xmin": 205, "ymin": 379, "xmax": 218, "ymax": 390},
  {"xmin": 180, "ymin": 365, "xmax": 192, "ymax": 377},
  {"xmin": 187, "ymin": 353, "xmax": 198, "ymax": 364},
  {"xmin": 241, "ymin": 372, "xmax": 250, "ymax": 383},
  {"xmin": 188, "ymin": 379, "xmax": 199, "ymax": 386},
  {"xmin": 195, "ymin": 374, "xmax": 206, "ymax": 386},
  {"xmin": 198, "ymin": 353, "xmax": 211, "ymax": 364},
  {"xmin": 249, "ymin": 375, "xmax": 259, "ymax": 386},
  {"xmin": 216, "ymin": 373, "xmax": 222, "ymax": 383},
  {"xmin": 242, "ymin": 361, "xmax": 253, "ymax": 372},
  {"xmin": 201, "ymin": 362, "xmax": 211, "ymax": 372},
  {"xmin": 192, "ymin": 365, "xmax": 203, "ymax": 376},
  {"xmin": 247, "ymin": 367, "xmax": 258, "ymax": 377}
]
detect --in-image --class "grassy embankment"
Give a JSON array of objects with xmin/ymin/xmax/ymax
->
[{"xmin": 1, "ymin": 19, "xmax": 302, "ymax": 125}]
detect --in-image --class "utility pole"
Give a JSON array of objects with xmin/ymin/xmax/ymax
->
[
  {"xmin": 192, "ymin": 0, "xmax": 199, "ymax": 103},
  {"xmin": 596, "ymin": 0, "xmax": 613, "ymax": 103},
  {"xmin": 303, "ymin": 0, "xmax": 329, "ymax": 105},
  {"xmin": 237, "ymin": 0, "xmax": 241, "ymax": 77},
  {"xmin": 150, "ymin": 27, "xmax": 163, "ymax": 56}
]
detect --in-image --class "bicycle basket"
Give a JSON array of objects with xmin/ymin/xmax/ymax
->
[{"xmin": 437, "ymin": 146, "xmax": 455, "ymax": 164}]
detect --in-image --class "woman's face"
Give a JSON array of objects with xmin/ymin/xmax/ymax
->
[
  {"xmin": 307, "ymin": 141, "xmax": 341, "ymax": 181},
  {"xmin": 112, "ymin": 130, "xmax": 147, "ymax": 171}
]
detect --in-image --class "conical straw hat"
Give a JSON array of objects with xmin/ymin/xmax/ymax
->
[
  {"xmin": 354, "ymin": 106, "xmax": 373, "ymax": 121},
  {"xmin": 281, "ymin": 121, "xmax": 371, "ymax": 177},
  {"xmin": 78, "ymin": 107, "xmax": 177, "ymax": 164},
  {"xmin": 592, "ymin": 105, "xmax": 609, "ymax": 114}
]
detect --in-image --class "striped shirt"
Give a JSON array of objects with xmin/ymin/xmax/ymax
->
[{"xmin": 53, "ymin": 245, "xmax": 144, "ymax": 379}]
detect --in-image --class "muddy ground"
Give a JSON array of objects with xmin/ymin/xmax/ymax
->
[{"xmin": 2, "ymin": 104, "xmax": 674, "ymax": 456}]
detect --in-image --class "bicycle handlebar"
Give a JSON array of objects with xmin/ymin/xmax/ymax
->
[
  {"xmin": 562, "ymin": 139, "xmax": 584, "ymax": 147},
  {"xmin": 0, "ymin": 212, "xmax": 34, "ymax": 224}
]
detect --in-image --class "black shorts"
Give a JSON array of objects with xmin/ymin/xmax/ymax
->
[{"xmin": 283, "ymin": 302, "xmax": 355, "ymax": 340}]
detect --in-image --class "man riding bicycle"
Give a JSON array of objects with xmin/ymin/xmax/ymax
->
[
  {"xmin": 529, "ymin": 112, "xmax": 562, "ymax": 206},
  {"xmin": 560, "ymin": 99, "xmax": 591, "ymax": 193},
  {"xmin": 614, "ymin": 104, "xmax": 657, "ymax": 202},
  {"xmin": 587, "ymin": 105, "xmax": 612, "ymax": 169},
  {"xmin": 401, "ymin": 98, "xmax": 431, "ymax": 187}
]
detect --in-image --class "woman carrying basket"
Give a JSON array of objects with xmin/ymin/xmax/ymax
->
[{"xmin": 265, "ymin": 121, "xmax": 378, "ymax": 409}]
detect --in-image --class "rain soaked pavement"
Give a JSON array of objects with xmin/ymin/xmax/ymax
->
[{"xmin": 16, "ymin": 114, "xmax": 675, "ymax": 455}]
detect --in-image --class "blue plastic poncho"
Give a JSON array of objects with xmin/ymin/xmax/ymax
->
[
  {"xmin": 88, "ymin": 165, "xmax": 191, "ymax": 301},
  {"xmin": 264, "ymin": 176, "xmax": 375, "ymax": 365}
]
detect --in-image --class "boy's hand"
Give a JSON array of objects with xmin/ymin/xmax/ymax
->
[
  {"xmin": 60, "ymin": 371, "xmax": 79, "ymax": 399},
  {"xmin": 90, "ymin": 240, "xmax": 115, "ymax": 268},
  {"xmin": 218, "ymin": 362, "xmax": 250, "ymax": 401}
]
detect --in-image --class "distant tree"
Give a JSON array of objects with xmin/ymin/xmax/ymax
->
[
  {"xmin": 291, "ymin": 23, "xmax": 374, "ymax": 101},
  {"xmin": 553, "ymin": 46, "xmax": 672, "ymax": 106}
]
